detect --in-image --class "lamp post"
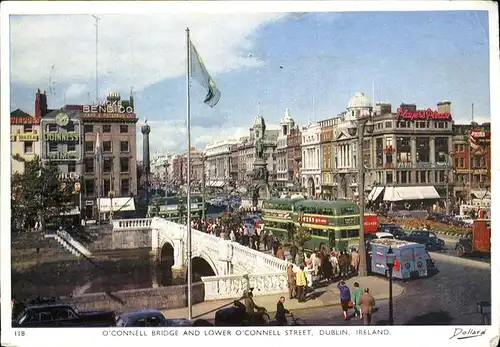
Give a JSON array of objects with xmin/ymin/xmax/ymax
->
[
  {"xmin": 386, "ymin": 246, "xmax": 396, "ymax": 325},
  {"xmin": 439, "ymin": 151, "xmax": 454, "ymax": 215},
  {"xmin": 108, "ymin": 190, "xmax": 115, "ymax": 224},
  {"xmin": 348, "ymin": 110, "xmax": 374, "ymax": 277},
  {"xmin": 201, "ymin": 154, "xmax": 207, "ymax": 230}
]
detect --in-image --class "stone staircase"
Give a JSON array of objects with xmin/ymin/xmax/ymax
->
[{"xmin": 44, "ymin": 230, "xmax": 92, "ymax": 258}]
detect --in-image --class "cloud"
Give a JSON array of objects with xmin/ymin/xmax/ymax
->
[
  {"xmin": 10, "ymin": 13, "xmax": 287, "ymax": 95},
  {"xmin": 64, "ymin": 83, "xmax": 88, "ymax": 100},
  {"xmin": 136, "ymin": 119, "xmax": 249, "ymax": 160}
]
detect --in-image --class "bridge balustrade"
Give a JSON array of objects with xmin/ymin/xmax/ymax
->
[{"xmin": 113, "ymin": 218, "xmax": 152, "ymax": 230}]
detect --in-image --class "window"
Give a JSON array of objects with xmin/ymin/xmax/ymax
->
[
  {"xmin": 85, "ymin": 141, "xmax": 94, "ymax": 153},
  {"xmin": 420, "ymin": 170, "xmax": 426, "ymax": 183},
  {"xmin": 437, "ymin": 122, "xmax": 445, "ymax": 129},
  {"xmin": 375, "ymin": 138, "xmax": 383, "ymax": 167},
  {"xmin": 385, "ymin": 121, "xmax": 392, "ymax": 128},
  {"xmin": 22, "ymin": 141, "xmax": 33, "ymax": 154},
  {"xmin": 103, "ymin": 158, "xmax": 112, "ymax": 173},
  {"xmin": 84, "ymin": 158, "xmax": 94, "ymax": 173},
  {"xmin": 48, "ymin": 124, "xmax": 58, "ymax": 132},
  {"xmin": 120, "ymin": 141, "xmax": 129, "ymax": 152},
  {"xmin": 85, "ymin": 179, "xmax": 94, "ymax": 195},
  {"xmin": 434, "ymin": 137, "xmax": 449, "ymax": 162},
  {"xmin": 102, "ymin": 124, "xmax": 112, "ymax": 133},
  {"xmin": 120, "ymin": 125, "xmax": 128, "ymax": 133},
  {"xmin": 67, "ymin": 143, "xmax": 76, "ymax": 152},
  {"xmin": 66, "ymin": 122, "xmax": 75, "ymax": 132},
  {"xmin": 84, "ymin": 125, "xmax": 93, "ymax": 134},
  {"xmin": 401, "ymin": 171, "xmax": 408, "ymax": 184},
  {"xmin": 121, "ymin": 178, "xmax": 130, "ymax": 196},
  {"xmin": 416, "ymin": 137, "xmax": 430, "ymax": 162},
  {"xmin": 396, "ymin": 137, "xmax": 411, "ymax": 163},
  {"xmin": 103, "ymin": 141, "xmax": 112, "ymax": 153},
  {"xmin": 120, "ymin": 157, "xmax": 129, "ymax": 173},
  {"xmin": 68, "ymin": 162, "xmax": 76, "ymax": 173},
  {"xmin": 103, "ymin": 179, "xmax": 111, "ymax": 196},
  {"xmin": 49, "ymin": 143, "xmax": 58, "ymax": 152},
  {"xmin": 385, "ymin": 137, "xmax": 393, "ymax": 147},
  {"xmin": 386, "ymin": 172, "xmax": 393, "ymax": 184},
  {"xmin": 24, "ymin": 124, "xmax": 33, "ymax": 132},
  {"xmin": 416, "ymin": 121, "xmax": 427, "ymax": 129}
]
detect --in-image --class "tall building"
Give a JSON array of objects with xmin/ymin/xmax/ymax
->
[
  {"xmin": 203, "ymin": 140, "xmax": 239, "ymax": 188},
  {"xmin": 452, "ymin": 122, "xmax": 491, "ymax": 203},
  {"xmin": 77, "ymin": 92, "xmax": 139, "ymax": 219},
  {"xmin": 276, "ymin": 109, "xmax": 297, "ymax": 187},
  {"xmin": 170, "ymin": 147, "xmax": 204, "ymax": 186},
  {"xmin": 10, "ymin": 109, "xmax": 41, "ymax": 175},
  {"xmin": 319, "ymin": 117, "xmax": 335, "ymax": 199},
  {"xmin": 300, "ymin": 122, "xmax": 322, "ymax": 198},
  {"xmin": 286, "ymin": 124, "xmax": 302, "ymax": 190}
]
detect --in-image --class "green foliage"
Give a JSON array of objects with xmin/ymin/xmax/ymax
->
[
  {"xmin": 292, "ymin": 224, "xmax": 311, "ymax": 249},
  {"xmin": 11, "ymin": 156, "xmax": 76, "ymax": 232}
]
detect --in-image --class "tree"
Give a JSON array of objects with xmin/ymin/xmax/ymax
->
[
  {"xmin": 292, "ymin": 224, "xmax": 311, "ymax": 264},
  {"xmin": 11, "ymin": 156, "xmax": 76, "ymax": 232}
]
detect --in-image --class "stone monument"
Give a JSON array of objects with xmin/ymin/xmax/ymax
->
[{"xmin": 250, "ymin": 115, "xmax": 270, "ymax": 207}]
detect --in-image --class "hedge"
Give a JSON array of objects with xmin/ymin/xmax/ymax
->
[{"xmin": 379, "ymin": 217, "xmax": 471, "ymax": 236}]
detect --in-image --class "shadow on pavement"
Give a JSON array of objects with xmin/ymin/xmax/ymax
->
[{"xmin": 403, "ymin": 311, "xmax": 454, "ymax": 325}]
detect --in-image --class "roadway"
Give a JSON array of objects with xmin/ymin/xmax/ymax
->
[{"xmin": 287, "ymin": 250, "xmax": 491, "ymax": 325}]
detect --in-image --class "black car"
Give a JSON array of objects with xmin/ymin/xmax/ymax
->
[
  {"xmin": 116, "ymin": 310, "xmax": 191, "ymax": 327},
  {"xmin": 403, "ymin": 230, "xmax": 445, "ymax": 250},
  {"xmin": 12, "ymin": 298, "xmax": 115, "ymax": 327},
  {"xmin": 378, "ymin": 225, "xmax": 407, "ymax": 239}
]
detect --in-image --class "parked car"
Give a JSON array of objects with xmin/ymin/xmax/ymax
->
[
  {"xmin": 402, "ymin": 230, "xmax": 445, "ymax": 250},
  {"xmin": 12, "ymin": 298, "xmax": 115, "ymax": 327},
  {"xmin": 116, "ymin": 310, "xmax": 191, "ymax": 327},
  {"xmin": 378, "ymin": 224, "xmax": 407, "ymax": 239}
]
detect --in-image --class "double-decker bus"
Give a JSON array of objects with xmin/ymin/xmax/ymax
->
[
  {"xmin": 292, "ymin": 200, "xmax": 361, "ymax": 251},
  {"xmin": 261, "ymin": 198, "xmax": 298, "ymax": 239},
  {"xmin": 148, "ymin": 195, "xmax": 205, "ymax": 222}
]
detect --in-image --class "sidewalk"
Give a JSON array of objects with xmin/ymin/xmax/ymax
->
[{"xmin": 161, "ymin": 275, "xmax": 404, "ymax": 320}]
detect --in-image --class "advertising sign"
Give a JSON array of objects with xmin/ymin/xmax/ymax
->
[
  {"xmin": 10, "ymin": 116, "xmax": 40, "ymax": 125},
  {"xmin": 18, "ymin": 134, "xmax": 39, "ymax": 141},
  {"xmin": 396, "ymin": 108, "xmax": 452, "ymax": 121},
  {"xmin": 82, "ymin": 100, "xmax": 136, "ymax": 120},
  {"xmin": 297, "ymin": 215, "xmax": 328, "ymax": 225},
  {"xmin": 40, "ymin": 119, "xmax": 81, "ymax": 162}
]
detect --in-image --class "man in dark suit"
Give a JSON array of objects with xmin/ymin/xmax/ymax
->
[{"xmin": 275, "ymin": 296, "xmax": 290, "ymax": 326}]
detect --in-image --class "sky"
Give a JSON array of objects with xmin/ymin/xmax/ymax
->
[{"xmin": 9, "ymin": 10, "xmax": 491, "ymax": 159}]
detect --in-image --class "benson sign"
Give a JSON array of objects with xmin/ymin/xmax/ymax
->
[{"xmin": 396, "ymin": 108, "xmax": 452, "ymax": 121}]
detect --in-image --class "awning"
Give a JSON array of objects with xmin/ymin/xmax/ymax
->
[
  {"xmin": 99, "ymin": 197, "xmax": 136, "ymax": 213},
  {"xmin": 471, "ymin": 190, "xmax": 490, "ymax": 199},
  {"xmin": 383, "ymin": 186, "xmax": 440, "ymax": 201},
  {"xmin": 368, "ymin": 187, "xmax": 384, "ymax": 201},
  {"xmin": 207, "ymin": 181, "xmax": 225, "ymax": 188}
]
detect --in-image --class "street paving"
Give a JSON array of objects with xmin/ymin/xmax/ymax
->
[{"xmin": 287, "ymin": 252, "xmax": 491, "ymax": 325}]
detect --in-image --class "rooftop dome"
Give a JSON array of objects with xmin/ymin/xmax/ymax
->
[
  {"xmin": 253, "ymin": 114, "xmax": 266, "ymax": 128},
  {"xmin": 281, "ymin": 108, "xmax": 293, "ymax": 123},
  {"xmin": 348, "ymin": 92, "xmax": 372, "ymax": 109}
]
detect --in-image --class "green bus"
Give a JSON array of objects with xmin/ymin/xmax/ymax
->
[
  {"xmin": 262, "ymin": 199, "xmax": 361, "ymax": 252},
  {"xmin": 148, "ymin": 195, "xmax": 205, "ymax": 222},
  {"xmin": 261, "ymin": 198, "xmax": 299, "ymax": 240}
]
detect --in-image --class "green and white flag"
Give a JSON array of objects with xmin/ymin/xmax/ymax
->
[{"xmin": 189, "ymin": 39, "xmax": 221, "ymax": 108}]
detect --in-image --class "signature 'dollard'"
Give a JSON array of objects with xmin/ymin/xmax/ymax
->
[{"xmin": 449, "ymin": 328, "xmax": 487, "ymax": 340}]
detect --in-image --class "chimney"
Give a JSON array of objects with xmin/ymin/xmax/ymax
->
[
  {"xmin": 437, "ymin": 101, "xmax": 451, "ymax": 114},
  {"xmin": 400, "ymin": 103, "xmax": 417, "ymax": 112},
  {"xmin": 35, "ymin": 89, "xmax": 41, "ymax": 119}
]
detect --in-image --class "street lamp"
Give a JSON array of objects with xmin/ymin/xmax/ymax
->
[
  {"xmin": 348, "ymin": 110, "xmax": 374, "ymax": 277},
  {"xmin": 439, "ymin": 151, "xmax": 454, "ymax": 215},
  {"xmin": 386, "ymin": 246, "xmax": 396, "ymax": 325},
  {"xmin": 108, "ymin": 190, "xmax": 115, "ymax": 224}
]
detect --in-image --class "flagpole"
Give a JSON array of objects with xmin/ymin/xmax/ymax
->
[{"xmin": 186, "ymin": 27, "xmax": 193, "ymax": 321}]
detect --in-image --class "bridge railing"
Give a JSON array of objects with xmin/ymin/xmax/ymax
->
[
  {"xmin": 230, "ymin": 241, "xmax": 289, "ymax": 272},
  {"xmin": 201, "ymin": 271, "xmax": 288, "ymax": 300},
  {"xmin": 113, "ymin": 218, "xmax": 152, "ymax": 230}
]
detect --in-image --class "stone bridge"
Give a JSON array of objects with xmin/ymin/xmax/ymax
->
[{"xmin": 113, "ymin": 217, "xmax": 299, "ymax": 300}]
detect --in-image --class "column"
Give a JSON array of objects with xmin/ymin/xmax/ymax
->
[
  {"xmin": 392, "ymin": 136, "xmax": 397, "ymax": 166},
  {"xmin": 430, "ymin": 137, "xmax": 436, "ymax": 164},
  {"xmin": 411, "ymin": 136, "xmax": 417, "ymax": 183}
]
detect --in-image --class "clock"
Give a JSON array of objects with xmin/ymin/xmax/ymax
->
[{"xmin": 56, "ymin": 112, "xmax": 69, "ymax": 127}]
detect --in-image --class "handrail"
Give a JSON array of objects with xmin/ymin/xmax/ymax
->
[{"xmin": 57, "ymin": 230, "xmax": 92, "ymax": 256}]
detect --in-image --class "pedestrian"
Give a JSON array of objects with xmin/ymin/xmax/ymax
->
[
  {"xmin": 337, "ymin": 280, "xmax": 351, "ymax": 321},
  {"xmin": 229, "ymin": 230, "xmax": 236, "ymax": 242},
  {"xmin": 360, "ymin": 288, "xmax": 376, "ymax": 325},
  {"xmin": 261, "ymin": 230, "xmax": 268, "ymax": 251},
  {"xmin": 338, "ymin": 251, "xmax": 349, "ymax": 279},
  {"xmin": 275, "ymin": 296, "xmax": 290, "ymax": 326},
  {"xmin": 352, "ymin": 282, "xmax": 363, "ymax": 319},
  {"xmin": 304, "ymin": 254, "xmax": 313, "ymax": 287},
  {"xmin": 271, "ymin": 237, "xmax": 279, "ymax": 256},
  {"xmin": 295, "ymin": 265, "xmax": 307, "ymax": 302},
  {"xmin": 287, "ymin": 264, "xmax": 296, "ymax": 299},
  {"xmin": 351, "ymin": 248, "xmax": 360, "ymax": 275},
  {"xmin": 330, "ymin": 251, "xmax": 339, "ymax": 278},
  {"xmin": 289, "ymin": 243, "xmax": 298, "ymax": 264},
  {"xmin": 277, "ymin": 246, "xmax": 285, "ymax": 260}
]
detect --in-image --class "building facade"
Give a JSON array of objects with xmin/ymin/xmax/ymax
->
[
  {"xmin": 276, "ymin": 109, "xmax": 297, "ymax": 187},
  {"xmin": 203, "ymin": 139, "xmax": 239, "ymax": 188},
  {"xmin": 286, "ymin": 124, "xmax": 302, "ymax": 191},
  {"xmin": 452, "ymin": 123, "xmax": 491, "ymax": 203},
  {"xmin": 170, "ymin": 148, "xmax": 204, "ymax": 187},
  {"xmin": 319, "ymin": 117, "xmax": 335, "ymax": 199},
  {"xmin": 76, "ymin": 92, "xmax": 139, "ymax": 219},
  {"xmin": 300, "ymin": 122, "xmax": 322, "ymax": 198},
  {"xmin": 10, "ymin": 109, "xmax": 41, "ymax": 175}
]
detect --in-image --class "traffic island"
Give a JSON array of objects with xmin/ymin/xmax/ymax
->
[{"xmin": 161, "ymin": 275, "xmax": 404, "ymax": 320}]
